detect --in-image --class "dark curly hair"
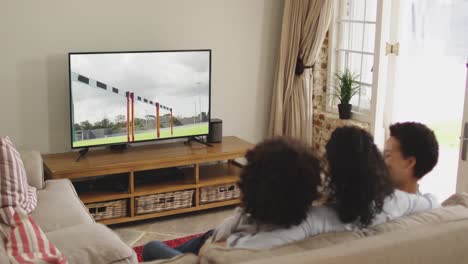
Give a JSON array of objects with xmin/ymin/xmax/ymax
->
[
  {"xmin": 389, "ymin": 122, "xmax": 439, "ymax": 179},
  {"xmin": 239, "ymin": 137, "xmax": 321, "ymax": 227},
  {"xmin": 325, "ymin": 126, "xmax": 394, "ymax": 227}
]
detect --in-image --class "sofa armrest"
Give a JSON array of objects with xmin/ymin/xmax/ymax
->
[
  {"xmin": 46, "ymin": 223, "xmax": 137, "ymax": 264},
  {"xmin": 19, "ymin": 150, "xmax": 44, "ymax": 190}
]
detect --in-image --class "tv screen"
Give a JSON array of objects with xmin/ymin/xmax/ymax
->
[{"xmin": 69, "ymin": 50, "xmax": 211, "ymax": 149}]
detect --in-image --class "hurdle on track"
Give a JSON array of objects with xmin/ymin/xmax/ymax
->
[{"xmin": 71, "ymin": 72, "xmax": 174, "ymax": 143}]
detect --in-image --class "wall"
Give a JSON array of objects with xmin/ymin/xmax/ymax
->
[
  {"xmin": 0, "ymin": 0, "xmax": 284, "ymax": 153},
  {"xmin": 311, "ymin": 36, "xmax": 370, "ymax": 157}
]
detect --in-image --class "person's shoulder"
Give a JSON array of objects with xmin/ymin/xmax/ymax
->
[
  {"xmin": 420, "ymin": 192, "xmax": 441, "ymax": 208},
  {"xmin": 390, "ymin": 189, "xmax": 441, "ymax": 209},
  {"xmin": 304, "ymin": 204, "xmax": 340, "ymax": 223}
]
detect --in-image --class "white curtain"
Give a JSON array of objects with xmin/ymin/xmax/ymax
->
[{"xmin": 269, "ymin": 0, "xmax": 333, "ymax": 144}]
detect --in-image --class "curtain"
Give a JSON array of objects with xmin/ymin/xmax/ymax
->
[{"xmin": 268, "ymin": 0, "xmax": 333, "ymax": 144}]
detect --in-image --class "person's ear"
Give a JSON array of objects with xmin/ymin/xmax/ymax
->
[{"xmin": 406, "ymin": 156, "xmax": 416, "ymax": 171}]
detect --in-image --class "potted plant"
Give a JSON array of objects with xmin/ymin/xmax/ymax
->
[{"xmin": 330, "ymin": 69, "xmax": 361, "ymax": 119}]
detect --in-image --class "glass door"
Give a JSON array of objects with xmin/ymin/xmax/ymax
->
[{"xmin": 385, "ymin": 0, "xmax": 468, "ymax": 200}]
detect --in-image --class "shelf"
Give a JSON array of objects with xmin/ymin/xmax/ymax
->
[
  {"xmin": 134, "ymin": 166, "xmax": 196, "ymax": 196},
  {"xmin": 198, "ymin": 163, "xmax": 241, "ymax": 187},
  {"xmin": 80, "ymin": 192, "xmax": 131, "ymax": 204},
  {"xmin": 99, "ymin": 199, "xmax": 240, "ymax": 225},
  {"xmin": 99, "ymin": 216, "xmax": 134, "ymax": 225},
  {"xmin": 198, "ymin": 199, "xmax": 241, "ymax": 210},
  {"xmin": 134, "ymin": 182, "xmax": 197, "ymax": 196}
]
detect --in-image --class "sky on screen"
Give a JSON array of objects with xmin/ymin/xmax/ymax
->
[{"xmin": 71, "ymin": 51, "xmax": 209, "ymax": 124}]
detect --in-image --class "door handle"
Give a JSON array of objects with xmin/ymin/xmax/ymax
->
[{"xmin": 461, "ymin": 123, "xmax": 468, "ymax": 161}]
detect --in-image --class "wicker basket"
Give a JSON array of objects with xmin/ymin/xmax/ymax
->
[
  {"xmin": 135, "ymin": 190, "xmax": 194, "ymax": 215},
  {"xmin": 86, "ymin": 199, "xmax": 127, "ymax": 221},
  {"xmin": 200, "ymin": 183, "xmax": 240, "ymax": 204}
]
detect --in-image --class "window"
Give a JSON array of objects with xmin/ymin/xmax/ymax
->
[{"xmin": 328, "ymin": 0, "xmax": 378, "ymax": 119}]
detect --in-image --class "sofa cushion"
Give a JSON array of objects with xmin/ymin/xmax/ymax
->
[
  {"xmin": 364, "ymin": 204, "xmax": 468, "ymax": 235},
  {"xmin": 363, "ymin": 192, "xmax": 468, "ymax": 235},
  {"xmin": 0, "ymin": 206, "xmax": 67, "ymax": 264},
  {"xmin": 442, "ymin": 192, "xmax": 468, "ymax": 207},
  {"xmin": 19, "ymin": 150, "xmax": 45, "ymax": 190},
  {"xmin": 241, "ymin": 220, "xmax": 468, "ymax": 264},
  {"xmin": 46, "ymin": 223, "xmax": 136, "ymax": 264},
  {"xmin": 200, "ymin": 231, "xmax": 364, "ymax": 264},
  {"xmin": 31, "ymin": 179, "xmax": 94, "ymax": 233},
  {"xmin": 0, "ymin": 136, "xmax": 37, "ymax": 213}
]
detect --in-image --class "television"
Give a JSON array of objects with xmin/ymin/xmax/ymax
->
[{"xmin": 68, "ymin": 50, "xmax": 211, "ymax": 149}]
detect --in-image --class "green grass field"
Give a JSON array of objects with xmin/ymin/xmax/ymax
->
[
  {"xmin": 429, "ymin": 121, "xmax": 462, "ymax": 149},
  {"xmin": 73, "ymin": 123, "xmax": 208, "ymax": 148}
]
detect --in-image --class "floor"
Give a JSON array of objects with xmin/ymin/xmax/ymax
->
[{"xmin": 110, "ymin": 206, "xmax": 235, "ymax": 247}]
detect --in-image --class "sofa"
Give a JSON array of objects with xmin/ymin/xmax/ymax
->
[
  {"xmin": 156, "ymin": 195, "xmax": 468, "ymax": 264},
  {"xmin": 200, "ymin": 206, "xmax": 468, "ymax": 264},
  {"xmin": 3, "ymin": 151, "xmax": 468, "ymax": 264},
  {"xmin": 112, "ymin": 194, "xmax": 468, "ymax": 264},
  {"xmin": 0, "ymin": 150, "xmax": 138, "ymax": 264}
]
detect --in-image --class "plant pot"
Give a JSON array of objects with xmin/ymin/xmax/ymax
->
[{"xmin": 338, "ymin": 103, "xmax": 352, "ymax": 119}]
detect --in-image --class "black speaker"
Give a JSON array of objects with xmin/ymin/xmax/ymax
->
[{"xmin": 208, "ymin": 118, "xmax": 223, "ymax": 143}]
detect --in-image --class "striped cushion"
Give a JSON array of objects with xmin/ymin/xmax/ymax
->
[
  {"xmin": 0, "ymin": 207, "xmax": 67, "ymax": 264},
  {"xmin": 0, "ymin": 137, "xmax": 37, "ymax": 213}
]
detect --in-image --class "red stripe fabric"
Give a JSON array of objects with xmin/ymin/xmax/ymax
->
[
  {"xmin": 0, "ymin": 137, "xmax": 37, "ymax": 213},
  {"xmin": 15, "ymin": 212, "xmax": 31, "ymax": 254},
  {"xmin": 31, "ymin": 215, "xmax": 46, "ymax": 255},
  {"xmin": 0, "ymin": 207, "xmax": 68, "ymax": 264}
]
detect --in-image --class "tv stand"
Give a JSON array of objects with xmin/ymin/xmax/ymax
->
[
  {"xmin": 185, "ymin": 136, "xmax": 213, "ymax": 147},
  {"xmin": 75, "ymin": 147, "xmax": 89, "ymax": 162},
  {"xmin": 42, "ymin": 136, "xmax": 252, "ymax": 225},
  {"xmin": 110, "ymin": 143, "xmax": 130, "ymax": 152}
]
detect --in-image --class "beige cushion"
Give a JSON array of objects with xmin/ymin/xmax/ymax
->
[
  {"xmin": 442, "ymin": 192, "xmax": 468, "ymax": 207},
  {"xmin": 142, "ymin": 254, "xmax": 199, "ymax": 264},
  {"xmin": 200, "ymin": 231, "xmax": 364, "ymax": 264},
  {"xmin": 364, "ymin": 204, "xmax": 468, "ymax": 235},
  {"xmin": 31, "ymin": 179, "xmax": 94, "ymax": 233},
  {"xmin": 242, "ymin": 220, "xmax": 468, "ymax": 264},
  {"xmin": 46, "ymin": 223, "xmax": 136, "ymax": 264},
  {"xmin": 361, "ymin": 192, "xmax": 468, "ymax": 235},
  {"xmin": 0, "ymin": 137, "xmax": 38, "ymax": 213},
  {"xmin": 19, "ymin": 150, "xmax": 44, "ymax": 190}
]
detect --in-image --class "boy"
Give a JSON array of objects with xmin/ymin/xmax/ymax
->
[{"xmin": 384, "ymin": 122, "xmax": 439, "ymax": 195}]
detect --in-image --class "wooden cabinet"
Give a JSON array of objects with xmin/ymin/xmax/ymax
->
[{"xmin": 42, "ymin": 136, "xmax": 252, "ymax": 225}]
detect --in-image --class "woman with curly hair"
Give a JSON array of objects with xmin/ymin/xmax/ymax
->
[
  {"xmin": 143, "ymin": 137, "xmax": 322, "ymax": 260},
  {"xmin": 228, "ymin": 126, "xmax": 439, "ymax": 249},
  {"xmin": 325, "ymin": 126, "xmax": 438, "ymax": 227}
]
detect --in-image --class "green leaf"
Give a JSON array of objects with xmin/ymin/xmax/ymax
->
[{"xmin": 329, "ymin": 68, "xmax": 362, "ymax": 105}]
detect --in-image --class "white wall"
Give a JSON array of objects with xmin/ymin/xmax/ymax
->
[{"xmin": 0, "ymin": 0, "xmax": 283, "ymax": 153}]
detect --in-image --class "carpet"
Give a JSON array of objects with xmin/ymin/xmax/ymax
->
[{"xmin": 133, "ymin": 233, "xmax": 203, "ymax": 262}]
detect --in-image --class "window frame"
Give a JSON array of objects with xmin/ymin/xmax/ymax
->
[{"xmin": 326, "ymin": 0, "xmax": 378, "ymax": 123}]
